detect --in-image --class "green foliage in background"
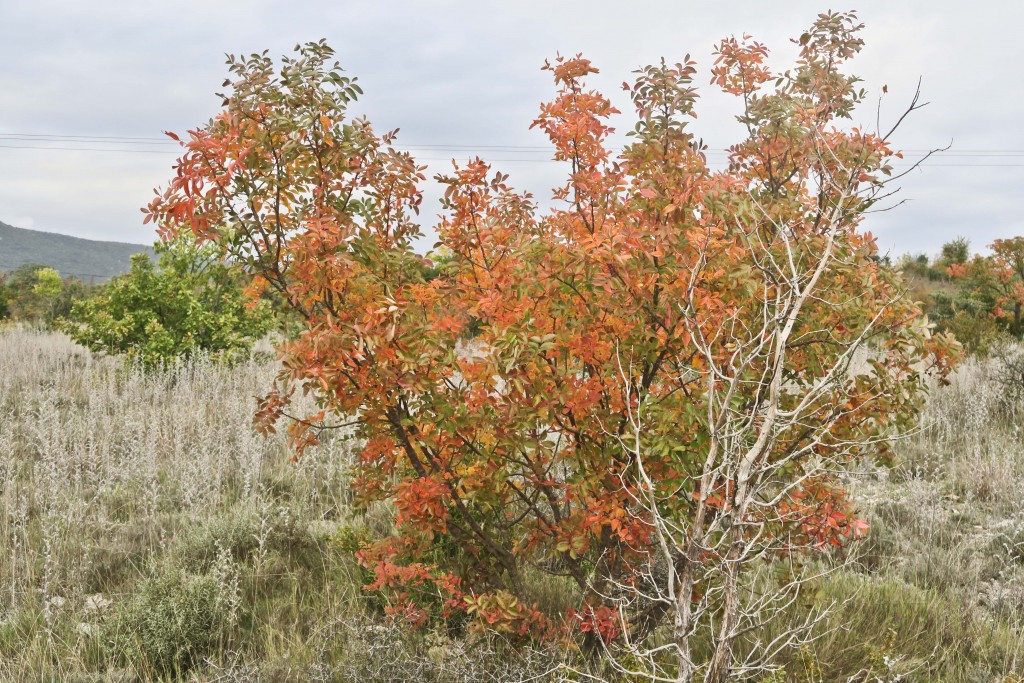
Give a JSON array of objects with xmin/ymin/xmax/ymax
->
[
  {"xmin": 63, "ymin": 235, "xmax": 274, "ymax": 366},
  {"xmin": 0, "ymin": 263, "xmax": 91, "ymax": 326},
  {"xmin": 901, "ymin": 236, "xmax": 1024, "ymax": 355},
  {"xmin": 31, "ymin": 267, "xmax": 62, "ymax": 299},
  {"xmin": 0, "ymin": 273, "xmax": 8, "ymax": 320}
]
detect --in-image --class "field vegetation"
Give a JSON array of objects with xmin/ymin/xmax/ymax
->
[
  {"xmin": 4, "ymin": 10, "xmax": 1024, "ymax": 682},
  {"xmin": 142, "ymin": 16, "xmax": 966, "ymax": 680},
  {"xmin": 0, "ymin": 326, "xmax": 1022, "ymax": 681}
]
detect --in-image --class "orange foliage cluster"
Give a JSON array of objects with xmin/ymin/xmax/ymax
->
[{"xmin": 146, "ymin": 19, "xmax": 956, "ymax": 643}]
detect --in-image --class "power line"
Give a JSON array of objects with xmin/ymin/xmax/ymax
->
[
  {"xmin": 3, "ymin": 132, "xmax": 1024, "ymax": 154},
  {"xmin": 2, "ymin": 133, "xmax": 1024, "ymax": 168},
  {"xmin": 0, "ymin": 146, "xmax": 1017, "ymax": 162},
  {"xmin": 1, "ymin": 132, "xmax": 174, "ymax": 143},
  {"xmin": 4, "ymin": 142, "xmax": 1024, "ymax": 157},
  {"xmin": 0, "ymin": 144, "xmax": 175, "ymax": 154},
  {"xmin": 3, "ymin": 145, "xmax": 1023, "ymax": 167}
]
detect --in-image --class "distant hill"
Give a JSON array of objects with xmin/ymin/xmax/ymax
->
[{"xmin": 0, "ymin": 222, "xmax": 152, "ymax": 282}]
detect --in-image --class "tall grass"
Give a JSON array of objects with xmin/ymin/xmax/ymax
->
[
  {"xmin": 777, "ymin": 351, "xmax": 1024, "ymax": 682},
  {"xmin": 0, "ymin": 326, "xmax": 1022, "ymax": 681},
  {"xmin": 0, "ymin": 327, "xmax": 365, "ymax": 680}
]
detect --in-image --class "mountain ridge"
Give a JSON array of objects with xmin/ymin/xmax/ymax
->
[{"xmin": 0, "ymin": 221, "xmax": 152, "ymax": 282}]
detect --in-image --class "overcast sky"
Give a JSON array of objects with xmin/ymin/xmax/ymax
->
[{"xmin": 0, "ymin": 0, "xmax": 1020, "ymax": 257}]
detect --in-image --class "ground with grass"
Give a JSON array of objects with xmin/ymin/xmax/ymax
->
[{"xmin": 0, "ymin": 327, "xmax": 1021, "ymax": 681}]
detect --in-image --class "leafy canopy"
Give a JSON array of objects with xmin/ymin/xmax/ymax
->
[
  {"xmin": 31, "ymin": 267, "xmax": 62, "ymax": 299},
  {"xmin": 146, "ymin": 18, "xmax": 956, "ymax": 646},
  {"xmin": 64, "ymin": 235, "xmax": 273, "ymax": 367},
  {"xmin": 0, "ymin": 263, "xmax": 86, "ymax": 325}
]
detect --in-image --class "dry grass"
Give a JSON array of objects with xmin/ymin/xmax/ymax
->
[
  {"xmin": 1, "ymin": 326, "xmax": 1023, "ymax": 681},
  {"xmin": 0, "ymin": 326, "xmax": 368, "ymax": 680},
  {"xmin": 773, "ymin": 351, "xmax": 1024, "ymax": 682}
]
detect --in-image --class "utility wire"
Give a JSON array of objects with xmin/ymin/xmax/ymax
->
[
  {"xmin": 2, "ymin": 133, "xmax": 1024, "ymax": 167},
  {"xmin": 3, "ymin": 141, "xmax": 1024, "ymax": 157},
  {"xmin": 2, "ymin": 133, "xmax": 1024, "ymax": 154},
  {"xmin": 0, "ymin": 144, "xmax": 175, "ymax": 154},
  {"xmin": 1, "ymin": 133, "xmax": 171, "ymax": 141},
  {"xmin": 4, "ymin": 146, "xmax": 1022, "ymax": 167}
]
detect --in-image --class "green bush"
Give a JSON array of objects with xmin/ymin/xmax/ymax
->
[
  {"xmin": 0, "ymin": 263, "xmax": 91, "ymax": 325},
  {"xmin": 63, "ymin": 236, "xmax": 273, "ymax": 367},
  {"xmin": 942, "ymin": 310, "xmax": 1010, "ymax": 357},
  {"xmin": 107, "ymin": 569, "xmax": 227, "ymax": 676}
]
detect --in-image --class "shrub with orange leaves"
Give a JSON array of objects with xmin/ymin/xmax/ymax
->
[{"xmin": 146, "ymin": 15, "xmax": 958, "ymax": 679}]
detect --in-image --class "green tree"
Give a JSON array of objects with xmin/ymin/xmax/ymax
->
[
  {"xmin": 63, "ymin": 236, "xmax": 274, "ymax": 366},
  {"xmin": 31, "ymin": 267, "xmax": 63, "ymax": 321},
  {"xmin": 2, "ymin": 263, "xmax": 70, "ymax": 323},
  {"xmin": 940, "ymin": 237, "xmax": 970, "ymax": 267},
  {"xmin": 32, "ymin": 267, "xmax": 62, "ymax": 299}
]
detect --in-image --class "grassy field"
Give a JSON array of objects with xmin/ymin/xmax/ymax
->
[{"xmin": 0, "ymin": 326, "xmax": 1022, "ymax": 681}]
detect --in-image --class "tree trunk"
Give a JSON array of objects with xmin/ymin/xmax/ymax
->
[
  {"xmin": 704, "ymin": 531, "xmax": 741, "ymax": 683},
  {"xmin": 674, "ymin": 554, "xmax": 696, "ymax": 683}
]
